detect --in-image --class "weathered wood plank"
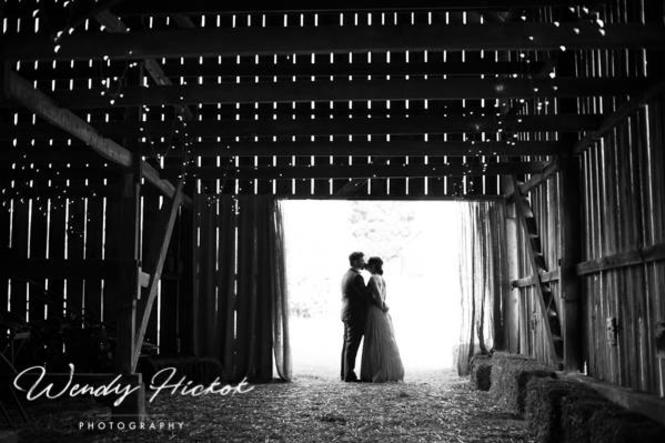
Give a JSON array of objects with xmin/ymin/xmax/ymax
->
[
  {"xmin": 7, "ymin": 23, "xmax": 665, "ymax": 61},
  {"xmin": 2, "ymin": 114, "xmax": 602, "ymax": 140},
  {"xmin": 132, "ymin": 182, "xmax": 185, "ymax": 369},
  {"xmin": 104, "ymin": 175, "xmax": 141, "ymax": 374},
  {"xmin": 112, "ymin": 0, "xmax": 575, "ymax": 14},
  {"xmin": 574, "ymin": 79, "xmax": 665, "ymax": 154},
  {"xmin": 559, "ymin": 154, "xmax": 583, "ymax": 371},
  {"xmin": 18, "ymin": 60, "xmax": 549, "ymax": 82},
  {"xmin": 3, "ymin": 71, "xmax": 189, "ymax": 204},
  {"xmin": 40, "ymin": 77, "xmax": 650, "ymax": 109},
  {"xmin": 163, "ymin": 161, "xmax": 547, "ymax": 180},
  {"xmin": 511, "ymin": 269, "xmax": 560, "ymax": 288},
  {"xmin": 564, "ymin": 372, "xmax": 665, "ymax": 426},
  {"xmin": 576, "ymin": 243, "xmax": 665, "ymax": 276}
]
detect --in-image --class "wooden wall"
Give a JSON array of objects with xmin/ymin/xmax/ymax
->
[
  {"xmin": 0, "ymin": 186, "xmax": 189, "ymax": 364},
  {"xmin": 508, "ymin": 0, "xmax": 665, "ymax": 395}
]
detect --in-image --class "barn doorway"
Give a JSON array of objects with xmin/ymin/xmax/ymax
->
[{"xmin": 281, "ymin": 200, "xmax": 464, "ymax": 380}]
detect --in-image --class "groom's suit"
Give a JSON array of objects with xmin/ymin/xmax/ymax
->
[{"xmin": 341, "ymin": 268, "xmax": 370, "ymax": 381}]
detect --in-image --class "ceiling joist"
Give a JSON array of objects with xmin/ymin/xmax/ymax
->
[
  {"xmin": 6, "ymin": 23, "xmax": 665, "ymax": 62},
  {"xmin": 32, "ymin": 77, "xmax": 649, "ymax": 109}
]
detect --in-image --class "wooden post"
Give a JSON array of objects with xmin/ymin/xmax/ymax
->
[
  {"xmin": 559, "ymin": 153, "xmax": 583, "ymax": 371},
  {"xmin": 132, "ymin": 181, "xmax": 185, "ymax": 369},
  {"xmin": 105, "ymin": 173, "xmax": 144, "ymax": 417},
  {"xmin": 501, "ymin": 177, "xmax": 521, "ymax": 353},
  {"xmin": 557, "ymin": 33, "xmax": 582, "ymax": 370}
]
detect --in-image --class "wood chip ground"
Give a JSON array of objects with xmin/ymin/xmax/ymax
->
[{"xmin": 16, "ymin": 369, "xmax": 532, "ymax": 442}]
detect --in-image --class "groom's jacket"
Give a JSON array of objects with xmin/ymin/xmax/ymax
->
[{"xmin": 341, "ymin": 268, "xmax": 369, "ymax": 324}]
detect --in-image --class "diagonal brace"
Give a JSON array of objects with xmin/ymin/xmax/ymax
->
[{"xmin": 132, "ymin": 180, "xmax": 185, "ymax": 370}]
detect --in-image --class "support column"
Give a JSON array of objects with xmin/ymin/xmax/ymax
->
[
  {"xmin": 559, "ymin": 153, "xmax": 583, "ymax": 372},
  {"xmin": 105, "ymin": 173, "xmax": 145, "ymax": 416},
  {"xmin": 501, "ymin": 177, "xmax": 521, "ymax": 353}
]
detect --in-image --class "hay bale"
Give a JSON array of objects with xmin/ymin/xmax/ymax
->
[
  {"xmin": 490, "ymin": 353, "xmax": 555, "ymax": 416},
  {"xmin": 561, "ymin": 397, "xmax": 617, "ymax": 443},
  {"xmin": 588, "ymin": 407, "xmax": 665, "ymax": 443},
  {"xmin": 470, "ymin": 354, "xmax": 492, "ymax": 391},
  {"xmin": 525, "ymin": 377, "xmax": 602, "ymax": 443}
]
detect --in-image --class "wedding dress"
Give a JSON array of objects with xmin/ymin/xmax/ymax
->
[{"xmin": 360, "ymin": 274, "xmax": 405, "ymax": 382}]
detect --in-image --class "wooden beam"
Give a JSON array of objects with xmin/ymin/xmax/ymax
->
[
  {"xmin": 44, "ymin": 77, "xmax": 648, "ymax": 109},
  {"xmin": 3, "ymin": 162, "xmax": 547, "ymax": 183},
  {"xmin": 196, "ymin": 140, "xmax": 564, "ymax": 157},
  {"xmin": 576, "ymin": 242, "xmax": 665, "ymax": 276},
  {"xmin": 511, "ymin": 269, "xmax": 560, "ymax": 288},
  {"xmin": 0, "ymin": 257, "xmax": 141, "ymax": 280},
  {"xmin": 266, "ymin": 193, "xmax": 506, "ymax": 200},
  {"xmin": 4, "ymin": 70, "xmax": 133, "ymax": 167},
  {"xmin": 2, "ymin": 113, "xmax": 602, "ymax": 140},
  {"xmin": 2, "ymin": 70, "xmax": 190, "ymax": 204},
  {"xmin": 104, "ymin": 173, "xmax": 141, "ymax": 377},
  {"xmin": 573, "ymin": 79, "xmax": 665, "ymax": 154},
  {"xmin": 45, "ymin": 0, "xmax": 128, "ymax": 37},
  {"xmin": 519, "ymin": 160, "xmax": 560, "ymax": 193},
  {"xmin": 133, "ymin": 181, "xmax": 184, "ymax": 370},
  {"xmin": 94, "ymin": 10, "xmax": 195, "ymax": 121},
  {"xmin": 7, "ymin": 23, "xmax": 665, "ymax": 61},
  {"xmin": 563, "ymin": 372, "xmax": 665, "ymax": 427},
  {"xmin": 1, "ymin": 140, "xmax": 566, "ymax": 162},
  {"xmin": 113, "ymin": 0, "xmax": 575, "ymax": 14},
  {"xmin": 18, "ymin": 60, "xmax": 550, "ymax": 81},
  {"xmin": 163, "ymin": 161, "xmax": 547, "ymax": 180},
  {"xmin": 23, "ymin": 114, "xmax": 597, "ymax": 139},
  {"xmin": 559, "ymin": 153, "xmax": 582, "ymax": 371},
  {"xmin": 503, "ymin": 160, "xmax": 560, "ymax": 198}
]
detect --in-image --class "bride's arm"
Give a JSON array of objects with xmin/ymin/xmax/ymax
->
[{"xmin": 368, "ymin": 277, "xmax": 387, "ymax": 311}]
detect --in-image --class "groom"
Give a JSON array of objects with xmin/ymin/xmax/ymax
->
[{"xmin": 340, "ymin": 251, "xmax": 370, "ymax": 382}]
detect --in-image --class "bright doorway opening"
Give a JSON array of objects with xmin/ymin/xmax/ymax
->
[{"xmin": 281, "ymin": 200, "xmax": 464, "ymax": 380}]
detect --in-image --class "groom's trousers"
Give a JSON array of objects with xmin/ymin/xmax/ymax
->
[{"xmin": 341, "ymin": 319, "xmax": 364, "ymax": 381}]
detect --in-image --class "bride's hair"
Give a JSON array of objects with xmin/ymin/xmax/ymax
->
[{"xmin": 367, "ymin": 257, "xmax": 384, "ymax": 275}]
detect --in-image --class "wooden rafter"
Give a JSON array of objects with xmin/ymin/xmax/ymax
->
[
  {"xmin": 502, "ymin": 160, "xmax": 559, "ymax": 199},
  {"xmin": 42, "ymin": 0, "xmax": 128, "ymax": 38},
  {"xmin": 22, "ymin": 60, "xmax": 550, "ymax": 81},
  {"xmin": 35, "ymin": 77, "xmax": 650, "ymax": 109},
  {"xmin": 133, "ymin": 181, "xmax": 185, "ymax": 370},
  {"xmin": 5, "ymin": 162, "xmax": 547, "ymax": 182},
  {"xmin": 3, "ymin": 70, "xmax": 190, "ymax": 205},
  {"xmin": 112, "ymin": 0, "xmax": 577, "ymax": 14},
  {"xmin": 0, "ymin": 141, "xmax": 566, "ymax": 162},
  {"xmin": 94, "ymin": 10, "xmax": 195, "ymax": 121},
  {"xmin": 181, "ymin": 140, "xmax": 565, "ymax": 157},
  {"xmin": 573, "ymin": 79, "xmax": 665, "ymax": 154},
  {"xmin": 576, "ymin": 242, "xmax": 665, "ymax": 276},
  {"xmin": 160, "ymin": 161, "xmax": 547, "ymax": 180},
  {"xmin": 3, "ymin": 114, "xmax": 602, "ymax": 140},
  {"xmin": 7, "ymin": 23, "xmax": 665, "ymax": 61}
]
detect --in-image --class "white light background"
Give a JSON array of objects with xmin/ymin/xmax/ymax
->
[{"xmin": 282, "ymin": 200, "xmax": 464, "ymax": 379}]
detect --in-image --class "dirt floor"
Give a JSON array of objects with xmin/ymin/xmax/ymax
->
[{"xmin": 11, "ymin": 369, "xmax": 532, "ymax": 443}]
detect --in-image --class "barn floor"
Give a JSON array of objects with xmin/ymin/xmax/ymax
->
[{"xmin": 17, "ymin": 369, "xmax": 531, "ymax": 442}]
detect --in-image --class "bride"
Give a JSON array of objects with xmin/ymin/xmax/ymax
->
[{"xmin": 360, "ymin": 257, "xmax": 405, "ymax": 382}]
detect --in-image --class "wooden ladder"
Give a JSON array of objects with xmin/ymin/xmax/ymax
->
[{"xmin": 512, "ymin": 176, "xmax": 564, "ymax": 365}]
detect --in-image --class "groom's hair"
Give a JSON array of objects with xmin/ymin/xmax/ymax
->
[{"xmin": 349, "ymin": 251, "xmax": 364, "ymax": 265}]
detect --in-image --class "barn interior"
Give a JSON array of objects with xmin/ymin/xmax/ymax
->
[{"xmin": 1, "ymin": 0, "xmax": 665, "ymax": 441}]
